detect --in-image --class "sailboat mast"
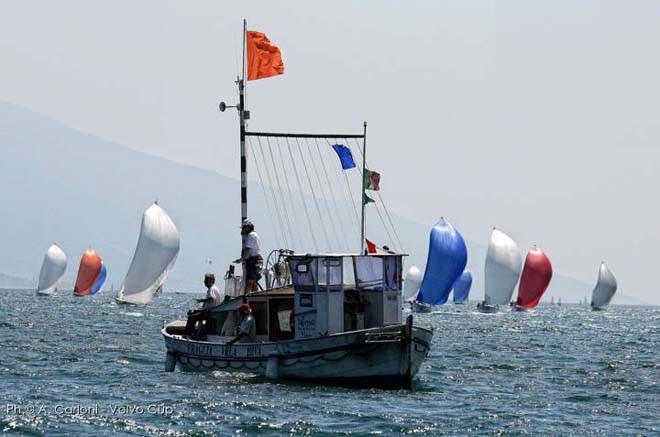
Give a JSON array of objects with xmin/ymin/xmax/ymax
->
[
  {"xmin": 360, "ymin": 121, "xmax": 367, "ymax": 254},
  {"xmin": 239, "ymin": 19, "xmax": 248, "ymax": 222}
]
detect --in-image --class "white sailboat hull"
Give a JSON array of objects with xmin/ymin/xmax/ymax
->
[
  {"xmin": 36, "ymin": 286, "xmax": 58, "ymax": 296},
  {"xmin": 162, "ymin": 321, "xmax": 433, "ymax": 389},
  {"xmin": 477, "ymin": 302, "xmax": 499, "ymax": 313},
  {"xmin": 411, "ymin": 301, "xmax": 434, "ymax": 313}
]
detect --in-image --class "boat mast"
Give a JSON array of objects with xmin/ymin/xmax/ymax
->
[
  {"xmin": 360, "ymin": 121, "xmax": 367, "ymax": 254},
  {"xmin": 239, "ymin": 19, "xmax": 248, "ymax": 222}
]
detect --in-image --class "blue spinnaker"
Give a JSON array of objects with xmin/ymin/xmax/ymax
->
[
  {"xmin": 452, "ymin": 270, "xmax": 472, "ymax": 303},
  {"xmin": 417, "ymin": 218, "xmax": 468, "ymax": 305},
  {"xmin": 90, "ymin": 263, "xmax": 107, "ymax": 295}
]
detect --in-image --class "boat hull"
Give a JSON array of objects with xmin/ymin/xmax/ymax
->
[
  {"xmin": 512, "ymin": 305, "xmax": 529, "ymax": 312},
  {"xmin": 162, "ymin": 321, "xmax": 433, "ymax": 390},
  {"xmin": 411, "ymin": 301, "xmax": 434, "ymax": 313},
  {"xmin": 477, "ymin": 302, "xmax": 499, "ymax": 313}
]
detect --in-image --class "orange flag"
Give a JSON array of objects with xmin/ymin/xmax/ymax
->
[{"xmin": 247, "ymin": 31, "xmax": 285, "ymax": 81}]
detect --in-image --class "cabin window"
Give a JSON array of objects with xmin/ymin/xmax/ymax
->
[
  {"xmin": 249, "ymin": 300, "xmax": 269, "ymax": 336},
  {"xmin": 289, "ymin": 258, "xmax": 316, "ymax": 291},
  {"xmin": 342, "ymin": 257, "xmax": 356, "ymax": 288},
  {"xmin": 299, "ymin": 293, "xmax": 313, "ymax": 307},
  {"xmin": 268, "ymin": 297, "xmax": 295, "ymax": 341},
  {"xmin": 384, "ymin": 256, "xmax": 402, "ymax": 291},
  {"xmin": 354, "ymin": 256, "xmax": 383, "ymax": 290},
  {"xmin": 206, "ymin": 310, "xmax": 239, "ymax": 337},
  {"xmin": 318, "ymin": 257, "xmax": 342, "ymax": 287}
]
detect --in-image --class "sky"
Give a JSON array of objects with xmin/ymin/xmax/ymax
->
[{"xmin": 1, "ymin": 1, "xmax": 659, "ymax": 304}]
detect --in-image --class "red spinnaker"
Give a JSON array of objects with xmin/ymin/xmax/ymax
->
[
  {"xmin": 516, "ymin": 246, "xmax": 552, "ymax": 308},
  {"xmin": 74, "ymin": 248, "xmax": 103, "ymax": 296}
]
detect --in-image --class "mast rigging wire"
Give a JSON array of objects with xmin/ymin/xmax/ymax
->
[
  {"xmin": 265, "ymin": 137, "xmax": 297, "ymax": 249},
  {"xmin": 294, "ymin": 137, "xmax": 332, "ymax": 251},
  {"xmin": 255, "ymin": 137, "xmax": 292, "ymax": 249},
  {"xmin": 284, "ymin": 137, "xmax": 319, "ymax": 252}
]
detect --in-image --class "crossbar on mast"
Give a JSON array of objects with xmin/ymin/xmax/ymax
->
[{"xmin": 245, "ymin": 132, "xmax": 364, "ymax": 139}]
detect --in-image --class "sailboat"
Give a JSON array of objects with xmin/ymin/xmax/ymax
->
[
  {"xmin": 452, "ymin": 270, "xmax": 472, "ymax": 304},
  {"xmin": 36, "ymin": 244, "xmax": 67, "ymax": 296},
  {"xmin": 402, "ymin": 265, "xmax": 422, "ymax": 303},
  {"xmin": 73, "ymin": 247, "xmax": 107, "ymax": 296},
  {"xmin": 161, "ymin": 22, "xmax": 433, "ymax": 389},
  {"xmin": 591, "ymin": 262, "xmax": 617, "ymax": 311},
  {"xmin": 116, "ymin": 203, "xmax": 180, "ymax": 305},
  {"xmin": 512, "ymin": 246, "xmax": 552, "ymax": 311},
  {"xmin": 412, "ymin": 218, "xmax": 468, "ymax": 312},
  {"xmin": 477, "ymin": 228, "xmax": 522, "ymax": 313}
]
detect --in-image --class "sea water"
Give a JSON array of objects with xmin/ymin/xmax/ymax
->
[{"xmin": 0, "ymin": 289, "xmax": 657, "ymax": 435}]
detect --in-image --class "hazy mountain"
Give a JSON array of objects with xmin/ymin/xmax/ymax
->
[{"xmin": 0, "ymin": 100, "xmax": 645, "ymax": 305}]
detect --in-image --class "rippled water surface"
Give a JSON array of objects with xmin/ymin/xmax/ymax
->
[{"xmin": 1, "ymin": 289, "xmax": 658, "ymax": 435}]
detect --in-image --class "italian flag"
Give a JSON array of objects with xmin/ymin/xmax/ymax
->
[{"xmin": 363, "ymin": 169, "xmax": 380, "ymax": 191}]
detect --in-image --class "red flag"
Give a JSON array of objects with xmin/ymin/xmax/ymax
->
[
  {"xmin": 247, "ymin": 31, "xmax": 285, "ymax": 81},
  {"xmin": 365, "ymin": 239, "xmax": 393, "ymax": 254}
]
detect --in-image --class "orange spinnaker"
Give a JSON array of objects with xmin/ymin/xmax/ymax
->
[
  {"xmin": 247, "ymin": 31, "xmax": 284, "ymax": 81},
  {"xmin": 74, "ymin": 248, "xmax": 102, "ymax": 296}
]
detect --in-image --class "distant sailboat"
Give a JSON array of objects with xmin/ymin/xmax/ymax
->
[
  {"xmin": 478, "ymin": 228, "xmax": 522, "ymax": 313},
  {"xmin": 402, "ymin": 265, "xmax": 422, "ymax": 302},
  {"xmin": 116, "ymin": 203, "xmax": 180, "ymax": 305},
  {"xmin": 73, "ymin": 247, "xmax": 107, "ymax": 296},
  {"xmin": 513, "ymin": 246, "xmax": 552, "ymax": 311},
  {"xmin": 591, "ymin": 262, "xmax": 617, "ymax": 311},
  {"xmin": 452, "ymin": 270, "xmax": 472, "ymax": 304},
  {"xmin": 413, "ymin": 218, "xmax": 467, "ymax": 313},
  {"xmin": 36, "ymin": 244, "xmax": 67, "ymax": 296}
]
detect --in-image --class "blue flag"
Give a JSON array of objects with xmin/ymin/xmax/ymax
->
[{"xmin": 331, "ymin": 144, "xmax": 356, "ymax": 169}]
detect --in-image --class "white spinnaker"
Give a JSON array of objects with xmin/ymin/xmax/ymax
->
[
  {"xmin": 591, "ymin": 262, "xmax": 617, "ymax": 310},
  {"xmin": 484, "ymin": 229, "xmax": 522, "ymax": 305},
  {"xmin": 117, "ymin": 203, "xmax": 180, "ymax": 304},
  {"xmin": 36, "ymin": 244, "xmax": 67, "ymax": 295},
  {"xmin": 403, "ymin": 265, "xmax": 422, "ymax": 301}
]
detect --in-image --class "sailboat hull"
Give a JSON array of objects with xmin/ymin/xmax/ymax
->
[
  {"xmin": 162, "ymin": 322, "xmax": 433, "ymax": 390},
  {"xmin": 477, "ymin": 302, "xmax": 499, "ymax": 313},
  {"xmin": 411, "ymin": 301, "xmax": 434, "ymax": 313},
  {"xmin": 36, "ymin": 288, "xmax": 57, "ymax": 296},
  {"xmin": 512, "ymin": 305, "xmax": 528, "ymax": 312}
]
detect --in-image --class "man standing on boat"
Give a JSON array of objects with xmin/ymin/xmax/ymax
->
[
  {"xmin": 234, "ymin": 219, "xmax": 263, "ymax": 293},
  {"xmin": 226, "ymin": 303, "xmax": 256, "ymax": 345}
]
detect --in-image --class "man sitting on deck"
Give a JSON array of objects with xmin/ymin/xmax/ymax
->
[
  {"xmin": 196, "ymin": 273, "xmax": 224, "ymax": 308},
  {"xmin": 184, "ymin": 273, "xmax": 223, "ymax": 339},
  {"xmin": 226, "ymin": 303, "xmax": 256, "ymax": 345}
]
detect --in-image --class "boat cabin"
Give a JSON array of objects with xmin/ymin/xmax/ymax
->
[{"xmin": 187, "ymin": 253, "xmax": 404, "ymax": 343}]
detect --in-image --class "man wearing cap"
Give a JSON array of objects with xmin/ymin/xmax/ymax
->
[
  {"xmin": 234, "ymin": 219, "xmax": 263, "ymax": 293},
  {"xmin": 196, "ymin": 273, "xmax": 224, "ymax": 308},
  {"xmin": 226, "ymin": 303, "xmax": 256, "ymax": 345}
]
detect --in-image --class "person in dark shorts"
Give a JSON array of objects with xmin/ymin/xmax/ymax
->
[{"xmin": 234, "ymin": 219, "xmax": 263, "ymax": 293}]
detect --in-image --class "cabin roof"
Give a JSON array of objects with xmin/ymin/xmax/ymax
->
[{"xmin": 288, "ymin": 252, "xmax": 407, "ymax": 258}]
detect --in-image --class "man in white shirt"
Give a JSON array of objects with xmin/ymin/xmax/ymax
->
[
  {"xmin": 196, "ymin": 273, "xmax": 224, "ymax": 308},
  {"xmin": 234, "ymin": 219, "xmax": 263, "ymax": 293}
]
